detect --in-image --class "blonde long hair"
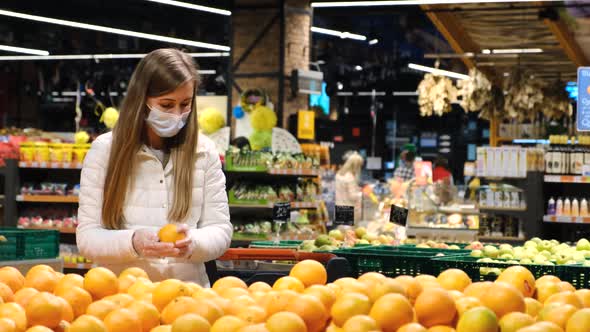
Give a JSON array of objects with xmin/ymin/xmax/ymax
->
[
  {"xmin": 102, "ymin": 49, "xmax": 200, "ymax": 229},
  {"xmin": 337, "ymin": 152, "xmax": 364, "ymax": 181}
]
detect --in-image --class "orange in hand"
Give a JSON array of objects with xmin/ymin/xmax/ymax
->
[{"xmin": 158, "ymin": 224, "xmax": 186, "ymax": 243}]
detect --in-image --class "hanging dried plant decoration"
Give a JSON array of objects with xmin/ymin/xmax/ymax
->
[{"xmin": 417, "ymin": 73, "xmax": 458, "ymax": 117}]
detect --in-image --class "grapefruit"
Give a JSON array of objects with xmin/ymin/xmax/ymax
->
[
  {"xmin": 158, "ymin": 224, "xmax": 186, "ymax": 243},
  {"xmin": 83, "ymin": 267, "xmax": 119, "ymax": 300},
  {"xmin": 437, "ymin": 269, "xmax": 471, "ymax": 292},
  {"xmin": 456, "ymin": 307, "xmax": 498, "ymax": 332},
  {"xmin": 265, "ymin": 312, "xmax": 307, "ymax": 332},
  {"xmin": 414, "ymin": 288, "xmax": 457, "ymax": 328},
  {"xmin": 368, "ymin": 293, "xmax": 413, "ymax": 332},
  {"xmin": 289, "ymin": 260, "xmax": 327, "ymax": 287},
  {"xmin": 498, "ymin": 312, "xmax": 535, "ymax": 332},
  {"xmin": 496, "ymin": 266, "xmax": 535, "ymax": 298}
]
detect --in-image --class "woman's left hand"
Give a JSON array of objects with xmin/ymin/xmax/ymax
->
[{"xmin": 174, "ymin": 224, "xmax": 195, "ymax": 258}]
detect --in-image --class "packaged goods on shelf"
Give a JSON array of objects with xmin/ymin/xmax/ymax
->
[
  {"xmin": 17, "ymin": 206, "xmax": 78, "ymax": 229},
  {"xmin": 547, "ymin": 196, "xmax": 590, "ymax": 217},
  {"xmin": 229, "ymin": 179, "xmax": 318, "ymax": 204},
  {"xmin": 544, "ymin": 135, "xmax": 590, "ymax": 175},
  {"xmin": 476, "ymin": 146, "xmax": 544, "ymax": 178},
  {"xmin": 225, "ymin": 147, "xmax": 320, "ymax": 171},
  {"xmin": 19, "ymin": 142, "xmax": 90, "ymax": 164},
  {"xmin": 478, "ymin": 214, "xmax": 520, "ymax": 238},
  {"xmin": 20, "ymin": 183, "xmax": 79, "ymax": 196},
  {"xmin": 60, "ymin": 243, "xmax": 91, "ymax": 264},
  {"xmin": 478, "ymin": 184, "xmax": 526, "ymax": 210}
]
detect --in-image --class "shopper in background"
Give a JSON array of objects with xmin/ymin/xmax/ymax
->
[
  {"xmin": 394, "ymin": 147, "xmax": 416, "ymax": 182},
  {"xmin": 433, "ymin": 156, "xmax": 453, "ymax": 184},
  {"xmin": 335, "ymin": 152, "xmax": 364, "ymax": 222},
  {"xmin": 77, "ymin": 49, "xmax": 232, "ymax": 286}
]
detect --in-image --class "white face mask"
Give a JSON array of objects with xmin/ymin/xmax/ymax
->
[{"xmin": 146, "ymin": 104, "xmax": 191, "ymax": 138}]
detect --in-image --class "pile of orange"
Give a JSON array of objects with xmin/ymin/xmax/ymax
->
[{"xmin": 1, "ymin": 261, "xmax": 590, "ymax": 331}]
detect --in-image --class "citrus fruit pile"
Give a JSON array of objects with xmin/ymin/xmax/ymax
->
[{"xmin": 0, "ymin": 261, "xmax": 589, "ymax": 332}]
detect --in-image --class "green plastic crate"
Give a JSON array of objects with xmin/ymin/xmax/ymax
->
[
  {"xmin": 556, "ymin": 264, "xmax": 590, "ymax": 289},
  {"xmin": 250, "ymin": 240, "xmax": 303, "ymax": 249},
  {"xmin": 330, "ymin": 247, "xmax": 456, "ymax": 277},
  {"xmin": 0, "ymin": 228, "xmax": 59, "ymax": 261},
  {"xmin": 431, "ymin": 255, "xmax": 556, "ymax": 281},
  {"xmin": 399, "ymin": 242, "xmax": 470, "ymax": 250},
  {"xmin": 377, "ymin": 245, "xmax": 471, "ymax": 255}
]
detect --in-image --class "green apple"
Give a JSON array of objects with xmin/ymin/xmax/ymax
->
[
  {"xmin": 520, "ymin": 258, "xmax": 533, "ymax": 264},
  {"xmin": 354, "ymin": 227, "xmax": 367, "ymax": 239},
  {"xmin": 550, "ymin": 239, "xmax": 560, "ymax": 246},
  {"xmin": 315, "ymin": 235, "xmax": 332, "ymax": 247},
  {"xmin": 577, "ymin": 238, "xmax": 590, "ymax": 251},
  {"xmin": 583, "ymin": 260, "xmax": 590, "ymax": 267},
  {"xmin": 328, "ymin": 229, "xmax": 344, "ymax": 241},
  {"xmin": 540, "ymin": 250, "xmax": 552, "ymax": 259},
  {"xmin": 583, "ymin": 251, "xmax": 590, "ymax": 259},
  {"xmin": 539, "ymin": 240, "xmax": 553, "ymax": 251},
  {"xmin": 500, "ymin": 254, "xmax": 514, "ymax": 260},
  {"xmin": 362, "ymin": 233, "xmax": 378, "ymax": 242},
  {"xmin": 416, "ymin": 243, "xmax": 430, "ymax": 249},
  {"xmin": 449, "ymin": 245, "xmax": 461, "ymax": 250},
  {"xmin": 573, "ymin": 252, "xmax": 586, "ymax": 262},
  {"xmin": 534, "ymin": 255, "xmax": 548, "ymax": 264},
  {"xmin": 489, "ymin": 268, "xmax": 502, "ymax": 276},
  {"xmin": 480, "ymin": 267, "xmax": 490, "ymax": 275},
  {"xmin": 524, "ymin": 241, "xmax": 538, "ymax": 249},
  {"xmin": 478, "ymin": 258, "xmax": 494, "ymax": 263},
  {"xmin": 531, "ymin": 237, "xmax": 542, "ymax": 244},
  {"xmin": 499, "ymin": 244, "xmax": 513, "ymax": 251},
  {"xmin": 484, "ymin": 245, "xmax": 499, "ymax": 258},
  {"xmin": 358, "ymin": 239, "xmax": 370, "ymax": 245},
  {"xmin": 543, "ymin": 261, "xmax": 555, "ymax": 266},
  {"xmin": 471, "ymin": 250, "xmax": 483, "ymax": 258},
  {"xmin": 565, "ymin": 260, "xmax": 577, "ymax": 265}
]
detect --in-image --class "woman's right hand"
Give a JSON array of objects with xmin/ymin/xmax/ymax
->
[{"xmin": 132, "ymin": 228, "xmax": 180, "ymax": 258}]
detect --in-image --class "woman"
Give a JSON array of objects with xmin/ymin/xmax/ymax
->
[
  {"xmin": 77, "ymin": 49, "xmax": 232, "ymax": 286},
  {"xmin": 335, "ymin": 152, "xmax": 364, "ymax": 222}
]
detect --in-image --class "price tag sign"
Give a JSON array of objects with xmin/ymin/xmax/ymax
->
[
  {"xmin": 334, "ymin": 205, "xmax": 354, "ymax": 226},
  {"xmin": 390, "ymin": 204, "xmax": 408, "ymax": 226},
  {"xmin": 273, "ymin": 202, "xmax": 291, "ymax": 222},
  {"xmin": 578, "ymin": 67, "xmax": 590, "ymax": 132}
]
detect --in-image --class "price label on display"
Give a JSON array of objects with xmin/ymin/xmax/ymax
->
[
  {"xmin": 273, "ymin": 202, "xmax": 291, "ymax": 222},
  {"xmin": 334, "ymin": 205, "xmax": 354, "ymax": 226},
  {"xmin": 577, "ymin": 67, "xmax": 590, "ymax": 132},
  {"xmin": 390, "ymin": 204, "xmax": 409, "ymax": 226}
]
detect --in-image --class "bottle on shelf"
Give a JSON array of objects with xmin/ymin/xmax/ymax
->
[
  {"xmin": 572, "ymin": 198, "xmax": 580, "ymax": 217},
  {"xmin": 564, "ymin": 198, "xmax": 572, "ymax": 216},
  {"xmin": 556, "ymin": 197, "xmax": 564, "ymax": 216},
  {"xmin": 547, "ymin": 197, "xmax": 556, "ymax": 216},
  {"xmin": 582, "ymin": 198, "xmax": 589, "ymax": 217}
]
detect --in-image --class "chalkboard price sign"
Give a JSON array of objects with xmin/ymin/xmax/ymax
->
[
  {"xmin": 273, "ymin": 202, "xmax": 291, "ymax": 222},
  {"xmin": 390, "ymin": 204, "xmax": 408, "ymax": 226},
  {"xmin": 334, "ymin": 205, "xmax": 354, "ymax": 226}
]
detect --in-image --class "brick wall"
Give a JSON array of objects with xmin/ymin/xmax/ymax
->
[{"xmin": 232, "ymin": 0, "xmax": 310, "ymax": 128}]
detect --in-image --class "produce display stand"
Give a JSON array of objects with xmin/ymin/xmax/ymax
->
[{"xmin": 216, "ymin": 247, "xmax": 345, "ymax": 285}]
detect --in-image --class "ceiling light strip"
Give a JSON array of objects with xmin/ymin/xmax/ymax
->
[
  {"xmin": 311, "ymin": 0, "xmax": 561, "ymax": 7},
  {"xmin": 0, "ymin": 52, "xmax": 229, "ymax": 61},
  {"xmin": 408, "ymin": 63, "xmax": 470, "ymax": 80},
  {"xmin": 0, "ymin": 44, "xmax": 49, "ymax": 56},
  {"xmin": 311, "ymin": 26, "xmax": 367, "ymax": 41},
  {"xmin": 0, "ymin": 9, "xmax": 230, "ymax": 51},
  {"xmin": 145, "ymin": 0, "xmax": 231, "ymax": 16}
]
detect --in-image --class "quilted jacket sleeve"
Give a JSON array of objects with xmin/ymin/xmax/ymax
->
[
  {"xmin": 76, "ymin": 133, "xmax": 138, "ymax": 264},
  {"xmin": 188, "ymin": 143, "xmax": 232, "ymax": 263}
]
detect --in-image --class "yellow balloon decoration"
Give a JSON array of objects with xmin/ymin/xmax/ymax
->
[
  {"xmin": 75, "ymin": 131, "xmax": 90, "ymax": 144},
  {"xmin": 198, "ymin": 107, "xmax": 226, "ymax": 134},
  {"xmin": 250, "ymin": 106, "xmax": 277, "ymax": 131},
  {"xmin": 100, "ymin": 107, "xmax": 120, "ymax": 129}
]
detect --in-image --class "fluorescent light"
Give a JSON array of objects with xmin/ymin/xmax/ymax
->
[
  {"xmin": 145, "ymin": 0, "xmax": 231, "ymax": 16},
  {"xmin": 0, "ymin": 52, "xmax": 229, "ymax": 61},
  {"xmin": 311, "ymin": 26, "xmax": 367, "ymax": 41},
  {"xmin": 482, "ymin": 49, "xmax": 491, "ymax": 54},
  {"xmin": 197, "ymin": 70, "xmax": 216, "ymax": 75},
  {"xmin": 368, "ymin": 39, "xmax": 379, "ymax": 45},
  {"xmin": 0, "ymin": 9, "xmax": 230, "ymax": 51},
  {"xmin": 408, "ymin": 63, "xmax": 470, "ymax": 80},
  {"xmin": 337, "ymin": 82, "xmax": 344, "ymax": 90},
  {"xmin": 0, "ymin": 44, "xmax": 49, "ymax": 56},
  {"xmin": 312, "ymin": 0, "xmax": 561, "ymax": 7},
  {"xmin": 355, "ymin": 65, "xmax": 363, "ymax": 71},
  {"xmin": 491, "ymin": 48, "xmax": 543, "ymax": 54}
]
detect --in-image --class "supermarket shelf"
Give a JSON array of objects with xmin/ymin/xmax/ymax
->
[
  {"xmin": 478, "ymin": 236, "xmax": 525, "ymax": 242},
  {"xmin": 225, "ymin": 168, "xmax": 319, "ymax": 177},
  {"xmin": 229, "ymin": 202, "xmax": 318, "ymax": 209},
  {"xmin": 544, "ymin": 175, "xmax": 590, "ymax": 184},
  {"xmin": 18, "ymin": 225, "xmax": 76, "ymax": 234},
  {"xmin": 543, "ymin": 215, "xmax": 590, "ymax": 224},
  {"xmin": 63, "ymin": 262, "xmax": 97, "ymax": 270},
  {"xmin": 479, "ymin": 206, "xmax": 527, "ymax": 212},
  {"xmin": 19, "ymin": 161, "xmax": 83, "ymax": 169},
  {"xmin": 16, "ymin": 195, "xmax": 79, "ymax": 203}
]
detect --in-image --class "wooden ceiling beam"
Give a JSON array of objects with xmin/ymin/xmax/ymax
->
[
  {"xmin": 420, "ymin": 4, "xmax": 481, "ymax": 70},
  {"xmin": 542, "ymin": 19, "xmax": 589, "ymax": 67}
]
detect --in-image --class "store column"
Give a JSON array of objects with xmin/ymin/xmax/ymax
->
[{"xmin": 231, "ymin": 0, "xmax": 311, "ymax": 128}]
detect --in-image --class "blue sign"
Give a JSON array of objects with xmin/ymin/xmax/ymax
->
[{"xmin": 577, "ymin": 67, "xmax": 590, "ymax": 131}]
